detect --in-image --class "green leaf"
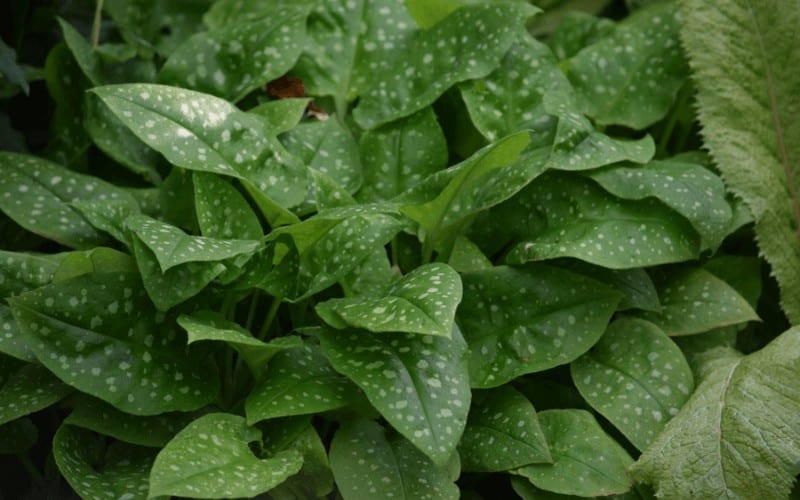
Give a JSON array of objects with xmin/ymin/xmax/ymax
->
[
  {"xmin": 91, "ymin": 83, "xmax": 307, "ymax": 210},
  {"xmin": 280, "ymin": 119, "xmax": 362, "ymax": 199},
  {"xmin": 635, "ymin": 267, "xmax": 759, "ymax": 336},
  {"xmin": 560, "ymin": 261, "xmax": 661, "ymax": 312},
  {"xmin": 292, "ymin": 0, "xmax": 417, "ymax": 116},
  {"xmin": 329, "ymin": 419, "xmax": 459, "ymax": 500},
  {"xmin": 353, "ymin": 3, "xmax": 539, "ymax": 129},
  {"xmin": 193, "ymin": 172, "xmax": 263, "ymax": 240},
  {"xmin": 0, "ymin": 38, "xmax": 29, "ymax": 95},
  {"xmin": 0, "ymin": 152, "xmax": 136, "ymax": 248},
  {"xmin": 54, "ymin": 424, "xmax": 156, "ymax": 500},
  {"xmin": 71, "ymin": 198, "xmax": 140, "ymax": 248},
  {"xmin": 358, "ymin": 107, "xmax": 448, "ymax": 203},
  {"xmin": 64, "ymin": 393, "xmax": 195, "ymax": 448},
  {"xmin": 158, "ymin": 9, "xmax": 308, "ymax": 102},
  {"xmin": 459, "ymin": 385, "xmax": 551, "ymax": 472},
  {"xmin": 565, "ymin": 2, "xmax": 687, "ymax": 129},
  {"xmin": 339, "ymin": 244, "xmax": 396, "ymax": 297},
  {"xmin": 248, "ymin": 98, "xmax": 311, "ymax": 135},
  {"xmin": 585, "ymin": 159, "xmax": 732, "ymax": 250},
  {"xmin": 308, "ymin": 168, "xmax": 359, "ymax": 211},
  {"xmin": 320, "ymin": 326, "xmax": 471, "ymax": 465},
  {"xmin": 0, "ymin": 364, "xmax": 72, "ymax": 426},
  {"xmin": 179, "ymin": 311, "xmax": 300, "ymax": 380},
  {"xmin": 703, "ymin": 255, "xmax": 762, "ymax": 309},
  {"xmin": 51, "ymin": 247, "xmax": 137, "ymax": 283},
  {"xmin": 245, "ymin": 342, "xmax": 360, "ymax": 423},
  {"xmin": 515, "ymin": 409, "xmax": 633, "ymax": 497},
  {"xmin": 546, "ymin": 11, "xmax": 615, "ymax": 60},
  {"xmin": 126, "ymin": 214, "xmax": 260, "ymax": 271},
  {"xmin": 316, "ymin": 262, "xmax": 462, "ymax": 337},
  {"xmin": 679, "ymin": 0, "xmax": 800, "ymax": 322},
  {"xmin": 447, "ymin": 236, "xmax": 492, "ymax": 273},
  {"xmin": 571, "ymin": 317, "xmax": 694, "ymax": 451},
  {"xmin": 630, "ymin": 327, "xmax": 800, "ymax": 499},
  {"xmin": 504, "ymin": 172, "xmax": 700, "ymax": 269},
  {"xmin": 149, "ymin": 413, "xmax": 303, "ymax": 498},
  {"xmin": 0, "ymin": 418, "xmax": 38, "ymax": 454},
  {"xmin": 9, "ymin": 272, "xmax": 219, "ymax": 415},
  {"xmin": 460, "ymin": 36, "xmax": 570, "ymax": 143},
  {"xmin": 457, "ymin": 264, "xmax": 620, "ymax": 388}
]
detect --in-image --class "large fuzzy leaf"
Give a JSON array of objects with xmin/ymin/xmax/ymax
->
[
  {"xmin": 679, "ymin": 0, "xmax": 800, "ymax": 322},
  {"xmin": 630, "ymin": 327, "xmax": 800, "ymax": 499}
]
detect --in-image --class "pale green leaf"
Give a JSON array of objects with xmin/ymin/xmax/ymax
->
[
  {"xmin": 330, "ymin": 419, "xmax": 459, "ymax": 500},
  {"xmin": 571, "ymin": 317, "xmax": 694, "ymax": 451},
  {"xmin": 679, "ymin": 0, "xmax": 800, "ymax": 322},
  {"xmin": 630, "ymin": 327, "xmax": 800, "ymax": 499},
  {"xmin": 515, "ymin": 409, "xmax": 633, "ymax": 497},
  {"xmin": 316, "ymin": 262, "xmax": 462, "ymax": 337},
  {"xmin": 149, "ymin": 413, "xmax": 303, "ymax": 498},
  {"xmin": 457, "ymin": 264, "xmax": 619, "ymax": 388},
  {"xmin": 635, "ymin": 267, "xmax": 759, "ymax": 336}
]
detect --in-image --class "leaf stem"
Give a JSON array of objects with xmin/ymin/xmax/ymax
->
[
  {"xmin": 257, "ymin": 296, "xmax": 282, "ymax": 340},
  {"xmin": 17, "ymin": 453, "xmax": 43, "ymax": 484},
  {"xmin": 91, "ymin": 0, "xmax": 104, "ymax": 50},
  {"xmin": 244, "ymin": 290, "xmax": 260, "ymax": 331}
]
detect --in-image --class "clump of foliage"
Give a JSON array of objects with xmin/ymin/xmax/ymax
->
[{"xmin": 0, "ymin": 0, "xmax": 798, "ymax": 498}]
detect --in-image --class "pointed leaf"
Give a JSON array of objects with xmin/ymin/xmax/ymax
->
[
  {"xmin": 149, "ymin": 413, "xmax": 303, "ymax": 499},
  {"xmin": 635, "ymin": 268, "xmax": 759, "ymax": 336},
  {"xmin": 320, "ymin": 327, "xmax": 471, "ymax": 465},
  {"xmin": 679, "ymin": 0, "xmax": 800, "ymax": 322},
  {"xmin": 565, "ymin": 2, "xmax": 687, "ymax": 129},
  {"xmin": 459, "ymin": 386, "xmax": 552, "ymax": 472},
  {"xmin": 560, "ymin": 261, "xmax": 661, "ymax": 312},
  {"xmin": 8, "ymin": 272, "xmax": 218, "ymax": 415},
  {"xmin": 159, "ymin": 9, "xmax": 308, "ymax": 102},
  {"xmin": 586, "ymin": 159, "xmax": 732, "ymax": 250},
  {"xmin": 571, "ymin": 317, "xmax": 694, "ymax": 451},
  {"xmin": 193, "ymin": 172, "xmax": 263, "ymax": 240},
  {"xmin": 0, "ymin": 364, "xmax": 72, "ymax": 426},
  {"xmin": 54, "ymin": 425, "xmax": 156, "ymax": 500},
  {"xmin": 505, "ymin": 172, "xmax": 700, "ymax": 269},
  {"xmin": 91, "ymin": 83, "xmax": 307, "ymax": 209},
  {"xmin": 515, "ymin": 409, "xmax": 633, "ymax": 497},
  {"xmin": 330, "ymin": 419, "xmax": 459, "ymax": 500},
  {"xmin": 358, "ymin": 107, "xmax": 448, "ymax": 203},
  {"xmin": 248, "ymin": 98, "xmax": 311, "ymax": 135},
  {"xmin": 457, "ymin": 264, "xmax": 620, "ymax": 388},
  {"xmin": 0, "ymin": 152, "xmax": 136, "ymax": 248},
  {"xmin": 316, "ymin": 263, "xmax": 462, "ymax": 337},
  {"xmin": 630, "ymin": 327, "xmax": 800, "ymax": 499},
  {"xmin": 353, "ymin": 3, "xmax": 539, "ymax": 128},
  {"xmin": 546, "ymin": 11, "xmax": 615, "ymax": 60}
]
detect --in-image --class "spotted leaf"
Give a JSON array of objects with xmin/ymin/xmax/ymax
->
[
  {"xmin": 245, "ymin": 342, "xmax": 360, "ymax": 423},
  {"xmin": 0, "ymin": 152, "xmax": 136, "ymax": 249},
  {"xmin": 459, "ymin": 385, "xmax": 551, "ymax": 472},
  {"xmin": 192, "ymin": 172, "xmax": 263, "ymax": 240},
  {"xmin": 316, "ymin": 263, "xmax": 461, "ymax": 337},
  {"xmin": 515, "ymin": 409, "xmax": 634, "ymax": 497},
  {"xmin": 353, "ymin": 3, "xmax": 539, "ymax": 128},
  {"xmin": 565, "ymin": 2, "xmax": 687, "ymax": 129},
  {"xmin": 54, "ymin": 424, "xmax": 157, "ymax": 500},
  {"xmin": 8, "ymin": 272, "xmax": 218, "ymax": 415},
  {"xmin": 159, "ymin": 9, "xmax": 308, "ymax": 102},
  {"xmin": 320, "ymin": 326, "xmax": 470, "ymax": 465},
  {"xmin": 248, "ymin": 98, "xmax": 310, "ymax": 135},
  {"xmin": 0, "ymin": 364, "xmax": 72, "ymax": 426},
  {"xmin": 330, "ymin": 419, "xmax": 459, "ymax": 500},
  {"xmin": 586, "ymin": 158, "xmax": 733, "ymax": 250},
  {"xmin": 91, "ymin": 83, "xmax": 307, "ymax": 209},
  {"xmin": 457, "ymin": 264, "xmax": 620, "ymax": 388},
  {"xmin": 571, "ymin": 317, "xmax": 694, "ymax": 451},
  {"xmin": 635, "ymin": 267, "xmax": 759, "ymax": 336},
  {"xmin": 504, "ymin": 172, "xmax": 701, "ymax": 269},
  {"xmin": 149, "ymin": 413, "xmax": 303, "ymax": 498}
]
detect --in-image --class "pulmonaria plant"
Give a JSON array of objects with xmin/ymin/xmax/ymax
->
[{"xmin": 0, "ymin": 0, "xmax": 798, "ymax": 498}]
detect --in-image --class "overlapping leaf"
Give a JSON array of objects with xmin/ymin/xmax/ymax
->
[
  {"xmin": 515, "ymin": 409, "xmax": 633, "ymax": 497},
  {"xmin": 458, "ymin": 386, "xmax": 551, "ymax": 472},
  {"xmin": 505, "ymin": 172, "xmax": 700, "ymax": 269},
  {"xmin": 571, "ymin": 317, "xmax": 694, "ymax": 450},
  {"xmin": 320, "ymin": 326, "xmax": 471, "ymax": 465},
  {"xmin": 193, "ymin": 172, "xmax": 263, "ymax": 240},
  {"xmin": 316, "ymin": 263, "xmax": 462, "ymax": 337},
  {"xmin": 630, "ymin": 327, "xmax": 800, "ymax": 499},
  {"xmin": 159, "ymin": 8, "xmax": 308, "ymax": 102},
  {"xmin": 149, "ymin": 413, "xmax": 303, "ymax": 498},
  {"xmin": 353, "ymin": 3, "xmax": 539, "ymax": 129},
  {"xmin": 8, "ymin": 272, "xmax": 218, "ymax": 415},
  {"xmin": 457, "ymin": 264, "xmax": 620, "ymax": 388},
  {"xmin": 0, "ymin": 364, "xmax": 72, "ymax": 425}
]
